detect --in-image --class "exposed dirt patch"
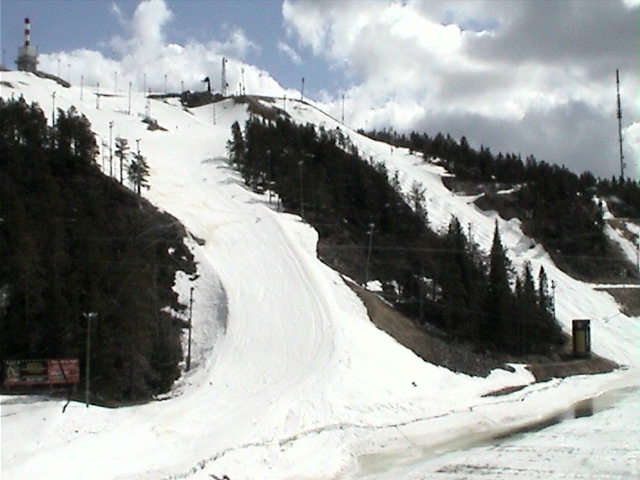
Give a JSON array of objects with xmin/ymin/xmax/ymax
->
[
  {"xmin": 551, "ymin": 250, "xmax": 637, "ymax": 285},
  {"xmin": 527, "ymin": 356, "xmax": 618, "ymax": 382},
  {"xmin": 473, "ymin": 190, "xmax": 524, "ymax": 221},
  {"xmin": 142, "ymin": 116, "xmax": 168, "ymax": 131},
  {"xmin": 233, "ymin": 95, "xmax": 290, "ymax": 121},
  {"xmin": 482, "ymin": 385, "xmax": 528, "ymax": 397},
  {"xmin": 595, "ymin": 287, "xmax": 640, "ymax": 316},
  {"xmin": 347, "ymin": 278, "xmax": 620, "ymax": 382},
  {"xmin": 468, "ymin": 192, "xmax": 638, "ymax": 284},
  {"xmin": 442, "ymin": 178, "xmax": 638, "ymax": 284},
  {"xmin": 608, "ymin": 218, "xmax": 640, "ymax": 244},
  {"xmin": 34, "ymin": 70, "xmax": 70, "ymax": 88},
  {"xmin": 178, "ymin": 91, "xmax": 223, "ymax": 108},
  {"xmin": 346, "ymin": 278, "xmax": 510, "ymax": 377},
  {"xmin": 442, "ymin": 177, "xmax": 515, "ymax": 197}
]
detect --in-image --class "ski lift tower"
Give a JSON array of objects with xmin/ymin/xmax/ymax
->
[{"xmin": 16, "ymin": 18, "xmax": 38, "ymax": 72}]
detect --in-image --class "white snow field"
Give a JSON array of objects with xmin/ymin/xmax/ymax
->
[
  {"xmin": 356, "ymin": 386, "xmax": 640, "ymax": 479},
  {"xmin": 1, "ymin": 71, "xmax": 638, "ymax": 480}
]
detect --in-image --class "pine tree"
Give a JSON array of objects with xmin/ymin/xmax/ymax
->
[
  {"xmin": 227, "ymin": 121, "xmax": 245, "ymax": 166},
  {"xmin": 128, "ymin": 151, "xmax": 150, "ymax": 195},
  {"xmin": 115, "ymin": 137, "xmax": 130, "ymax": 183},
  {"xmin": 537, "ymin": 266, "xmax": 552, "ymax": 314},
  {"xmin": 511, "ymin": 264, "xmax": 564, "ymax": 354},
  {"xmin": 409, "ymin": 180, "xmax": 428, "ymax": 225},
  {"xmin": 536, "ymin": 266, "xmax": 564, "ymax": 350},
  {"xmin": 513, "ymin": 276, "xmax": 525, "ymax": 354},
  {"xmin": 438, "ymin": 217, "xmax": 465, "ymax": 330},
  {"xmin": 520, "ymin": 262, "xmax": 539, "ymax": 353},
  {"xmin": 484, "ymin": 222, "xmax": 512, "ymax": 347}
]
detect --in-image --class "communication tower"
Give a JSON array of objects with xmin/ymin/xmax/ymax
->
[
  {"xmin": 616, "ymin": 69, "xmax": 625, "ymax": 179},
  {"xmin": 16, "ymin": 18, "xmax": 38, "ymax": 72}
]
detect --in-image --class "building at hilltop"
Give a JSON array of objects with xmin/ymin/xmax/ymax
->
[{"xmin": 16, "ymin": 18, "xmax": 38, "ymax": 73}]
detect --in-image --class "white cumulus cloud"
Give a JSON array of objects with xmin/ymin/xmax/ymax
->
[
  {"xmin": 39, "ymin": 0, "xmax": 285, "ymax": 97},
  {"xmin": 282, "ymin": 0, "xmax": 639, "ymax": 180},
  {"xmin": 277, "ymin": 41, "xmax": 301, "ymax": 65}
]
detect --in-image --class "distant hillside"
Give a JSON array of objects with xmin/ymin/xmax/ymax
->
[
  {"xmin": 364, "ymin": 128, "xmax": 640, "ymax": 282},
  {"xmin": 0, "ymin": 98, "xmax": 195, "ymax": 402}
]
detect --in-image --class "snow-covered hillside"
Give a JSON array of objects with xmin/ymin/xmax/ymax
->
[{"xmin": 1, "ymin": 71, "xmax": 638, "ymax": 480}]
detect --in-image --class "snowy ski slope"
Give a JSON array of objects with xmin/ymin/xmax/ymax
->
[{"xmin": 1, "ymin": 71, "xmax": 638, "ymax": 480}]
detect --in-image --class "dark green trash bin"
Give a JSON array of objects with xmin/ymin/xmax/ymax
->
[{"xmin": 572, "ymin": 319, "xmax": 591, "ymax": 358}]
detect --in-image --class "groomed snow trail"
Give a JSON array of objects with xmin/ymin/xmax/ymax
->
[{"xmin": 1, "ymin": 73, "xmax": 638, "ymax": 480}]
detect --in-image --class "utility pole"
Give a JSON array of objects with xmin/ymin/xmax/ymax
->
[
  {"xmin": 83, "ymin": 312, "xmax": 97, "ymax": 407},
  {"xmin": 109, "ymin": 121, "xmax": 114, "ymax": 177},
  {"xmin": 51, "ymin": 91, "xmax": 56, "ymax": 127},
  {"xmin": 341, "ymin": 93, "xmax": 345, "ymax": 124},
  {"xmin": 418, "ymin": 271, "xmax": 425, "ymax": 323},
  {"xmin": 636, "ymin": 238, "xmax": 639, "ymax": 275},
  {"xmin": 616, "ymin": 69, "xmax": 625, "ymax": 179},
  {"xmin": 364, "ymin": 223, "xmax": 374, "ymax": 286},
  {"xmin": 300, "ymin": 77, "xmax": 305, "ymax": 101},
  {"xmin": 187, "ymin": 287, "xmax": 194, "ymax": 371},
  {"xmin": 298, "ymin": 160, "xmax": 304, "ymax": 218},
  {"xmin": 101, "ymin": 140, "xmax": 107, "ymax": 171},
  {"xmin": 267, "ymin": 148, "xmax": 273, "ymax": 205}
]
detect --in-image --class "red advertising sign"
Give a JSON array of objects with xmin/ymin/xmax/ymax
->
[
  {"xmin": 47, "ymin": 359, "xmax": 80, "ymax": 384},
  {"xmin": 4, "ymin": 359, "xmax": 80, "ymax": 386}
]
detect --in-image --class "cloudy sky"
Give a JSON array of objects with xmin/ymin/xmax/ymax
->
[{"xmin": 1, "ymin": 0, "xmax": 638, "ymax": 180}]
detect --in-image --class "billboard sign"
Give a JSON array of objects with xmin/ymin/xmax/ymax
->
[{"xmin": 4, "ymin": 359, "xmax": 80, "ymax": 386}]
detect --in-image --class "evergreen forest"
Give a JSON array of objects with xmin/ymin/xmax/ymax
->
[
  {"xmin": 228, "ymin": 116, "xmax": 565, "ymax": 356},
  {"xmin": 0, "ymin": 97, "xmax": 195, "ymax": 402}
]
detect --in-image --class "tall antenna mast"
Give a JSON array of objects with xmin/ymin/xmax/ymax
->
[
  {"xmin": 221, "ymin": 57, "xmax": 228, "ymax": 97},
  {"xmin": 616, "ymin": 69, "xmax": 625, "ymax": 179}
]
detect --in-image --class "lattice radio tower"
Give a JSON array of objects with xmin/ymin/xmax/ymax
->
[{"xmin": 616, "ymin": 69, "xmax": 625, "ymax": 179}]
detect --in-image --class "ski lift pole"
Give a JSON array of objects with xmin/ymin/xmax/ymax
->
[
  {"xmin": 186, "ymin": 287, "xmax": 194, "ymax": 371},
  {"xmin": 364, "ymin": 223, "xmax": 374, "ymax": 286}
]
